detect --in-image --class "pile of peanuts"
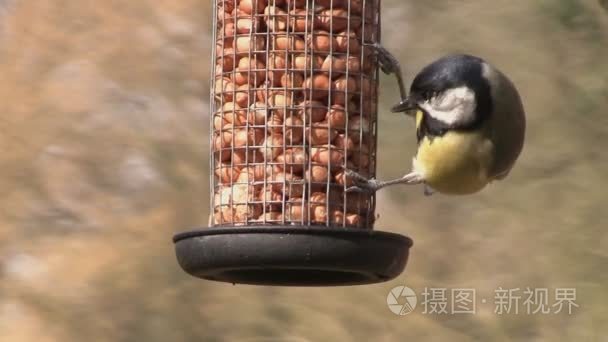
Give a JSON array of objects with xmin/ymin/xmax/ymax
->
[{"xmin": 212, "ymin": 0, "xmax": 379, "ymax": 228}]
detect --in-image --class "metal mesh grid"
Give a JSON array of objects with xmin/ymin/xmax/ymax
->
[{"xmin": 211, "ymin": 0, "xmax": 380, "ymax": 228}]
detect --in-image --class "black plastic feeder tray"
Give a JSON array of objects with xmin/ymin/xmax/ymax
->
[{"xmin": 173, "ymin": 226, "xmax": 412, "ymax": 286}]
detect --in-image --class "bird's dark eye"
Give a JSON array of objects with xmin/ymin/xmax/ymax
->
[{"xmin": 423, "ymin": 91, "xmax": 439, "ymax": 101}]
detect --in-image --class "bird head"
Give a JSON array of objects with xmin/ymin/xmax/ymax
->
[{"xmin": 392, "ymin": 54, "xmax": 494, "ymax": 130}]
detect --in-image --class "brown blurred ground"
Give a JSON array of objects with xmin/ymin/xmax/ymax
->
[{"xmin": 1, "ymin": 0, "xmax": 607, "ymax": 341}]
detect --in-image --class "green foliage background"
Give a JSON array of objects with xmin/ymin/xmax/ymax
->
[{"xmin": 1, "ymin": 1, "xmax": 607, "ymax": 341}]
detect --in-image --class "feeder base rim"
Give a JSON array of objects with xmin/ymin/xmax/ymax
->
[{"xmin": 172, "ymin": 226, "xmax": 413, "ymax": 286}]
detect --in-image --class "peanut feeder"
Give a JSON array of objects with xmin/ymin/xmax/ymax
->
[{"xmin": 174, "ymin": 0, "xmax": 412, "ymax": 286}]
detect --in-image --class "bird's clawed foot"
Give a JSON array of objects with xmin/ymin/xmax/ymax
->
[
  {"xmin": 369, "ymin": 43, "xmax": 407, "ymax": 103},
  {"xmin": 344, "ymin": 169, "xmax": 425, "ymax": 193},
  {"xmin": 344, "ymin": 169, "xmax": 378, "ymax": 193},
  {"xmin": 372, "ymin": 43, "xmax": 401, "ymax": 76}
]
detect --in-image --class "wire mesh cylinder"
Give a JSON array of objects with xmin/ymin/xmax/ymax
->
[{"xmin": 211, "ymin": 0, "xmax": 380, "ymax": 228}]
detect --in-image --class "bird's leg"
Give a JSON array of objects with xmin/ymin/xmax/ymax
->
[
  {"xmin": 370, "ymin": 43, "xmax": 407, "ymax": 105},
  {"xmin": 345, "ymin": 169, "xmax": 424, "ymax": 193}
]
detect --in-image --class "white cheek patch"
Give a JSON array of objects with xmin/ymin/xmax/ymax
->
[{"xmin": 418, "ymin": 86, "xmax": 477, "ymax": 126}]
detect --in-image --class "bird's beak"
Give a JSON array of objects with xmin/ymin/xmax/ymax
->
[{"xmin": 390, "ymin": 97, "xmax": 417, "ymax": 116}]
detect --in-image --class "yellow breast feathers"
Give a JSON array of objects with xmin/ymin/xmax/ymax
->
[{"xmin": 414, "ymin": 111, "xmax": 494, "ymax": 195}]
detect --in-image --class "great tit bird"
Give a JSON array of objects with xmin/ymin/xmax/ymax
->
[{"xmin": 348, "ymin": 50, "xmax": 526, "ymax": 195}]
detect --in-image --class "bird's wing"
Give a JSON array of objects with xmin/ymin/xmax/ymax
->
[
  {"xmin": 486, "ymin": 70, "xmax": 526, "ymax": 182},
  {"xmin": 492, "ymin": 168, "xmax": 512, "ymax": 181}
]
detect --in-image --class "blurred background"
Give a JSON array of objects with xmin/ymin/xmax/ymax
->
[{"xmin": 1, "ymin": 0, "xmax": 607, "ymax": 341}]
